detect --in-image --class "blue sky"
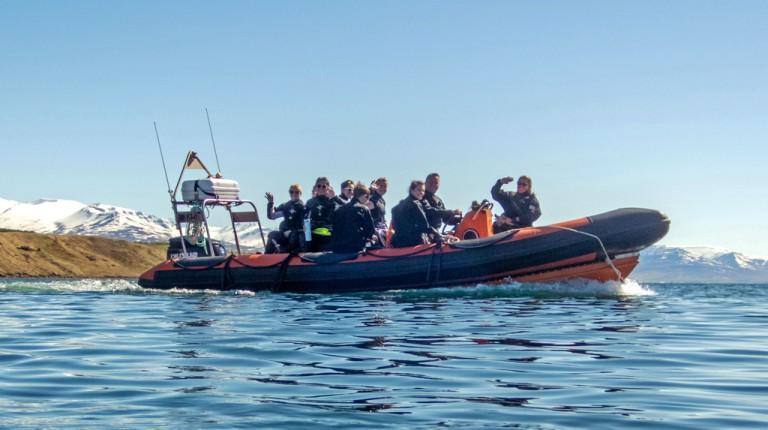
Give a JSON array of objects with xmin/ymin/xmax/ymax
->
[{"xmin": 1, "ymin": 1, "xmax": 766, "ymax": 256}]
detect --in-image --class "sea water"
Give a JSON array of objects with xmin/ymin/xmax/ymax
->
[{"xmin": 0, "ymin": 279, "xmax": 766, "ymax": 429}]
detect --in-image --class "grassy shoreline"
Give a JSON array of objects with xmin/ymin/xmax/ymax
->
[{"xmin": 0, "ymin": 230, "xmax": 166, "ymax": 278}]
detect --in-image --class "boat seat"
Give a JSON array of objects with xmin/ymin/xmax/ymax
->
[
  {"xmin": 449, "ymin": 230, "xmax": 516, "ymax": 249},
  {"xmin": 299, "ymin": 252, "xmax": 361, "ymax": 264}
]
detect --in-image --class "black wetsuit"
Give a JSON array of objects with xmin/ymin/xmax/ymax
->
[
  {"xmin": 391, "ymin": 196, "xmax": 438, "ymax": 248},
  {"xmin": 369, "ymin": 190, "xmax": 387, "ymax": 229},
  {"xmin": 268, "ymin": 200, "xmax": 304, "ymax": 231},
  {"xmin": 266, "ymin": 199, "xmax": 305, "ymax": 253},
  {"xmin": 330, "ymin": 194, "xmax": 350, "ymax": 210},
  {"xmin": 305, "ymin": 195, "xmax": 335, "ymax": 252},
  {"xmin": 331, "ymin": 200, "xmax": 375, "ymax": 254},
  {"xmin": 490, "ymin": 180, "xmax": 541, "ymax": 230},
  {"xmin": 423, "ymin": 191, "xmax": 457, "ymax": 231}
]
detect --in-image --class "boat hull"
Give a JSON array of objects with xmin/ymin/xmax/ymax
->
[{"xmin": 138, "ymin": 208, "xmax": 669, "ymax": 293}]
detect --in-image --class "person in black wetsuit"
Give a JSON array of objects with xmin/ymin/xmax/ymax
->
[
  {"xmin": 367, "ymin": 177, "xmax": 388, "ymax": 245},
  {"xmin": 391, "ymin": 180, "xmax": 440, "ymax": 248},
  {"xmin": 264, "ymin": 184, "xmax": 305, "ymax": 254},
  {"xmin": 423, "ymin": 172, "xmax": 462, "ymax": 231},
  {"xmin": 331, "ymin": 182, "xmax": 376, "ymax": 254},
  {"xmin": 305, "ymin": 176, "xmax": 336, "ymax": 252},
  {"xmin": 490, "ymin": 175, "xmax": 541, "ymax": 233},
  {"xmin": 331, "ymin": 179, "xmax": 354, "ymax": 209}
]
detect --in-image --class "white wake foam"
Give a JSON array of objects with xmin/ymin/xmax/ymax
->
[
  {"xmin": 0, "ymin": 278, "xmax": 655, "ymax": 298},
  {"xmin": 375, "ymin": 278, "xmax": 656, "ymax": 300},
  {"xmin": 0, "ymin": 278, "xmax": 142, "ymax": 293}
]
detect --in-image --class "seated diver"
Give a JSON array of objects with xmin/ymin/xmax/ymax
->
[
  {"xmin": 305, "ymin": 176, "xmax": 336, "ymax": 252},
  {"xmin": 331, "ymin": 179, "xmax": 354, "ymax": 209},
  {"xmin": 490, "ymin": 175, "xmax": 541, "ymax": 233},
  {"xmin": 390, "ymin": 180, "xmax": 441, "ymax": 248},
  {"xmin": 367, "ymin": 177, "xmax": 388, "ymax": 246},
  {"xmin": 330, "ymin": 182, "xmax": 376, "ymax": 254},
  {"xmin": 264, "ymin": 184, "xmax": 306, "ymax": 254},
  {"xmin": 423, "ymin": 172, "xmax": 462, "ymax": 232}
]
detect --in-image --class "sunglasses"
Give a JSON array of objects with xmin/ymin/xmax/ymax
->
[
  {"xmin": 316, "ymin": 184, "xmax": 328, "ymax": 189},
  {"xmin": 517, "ymin": 183, "xmax": 529, "ymax": 187},
  {"xmin": 289, "ymin": 190, "xmax": 301, "ymax": 195}
]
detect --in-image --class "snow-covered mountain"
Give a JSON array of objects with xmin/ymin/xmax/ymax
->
[
  {"xmin": 0, "ymin": 198, "xmax": 266, "ymax": 248},
  {"xmin": 0, "ymin": 197, "xmax": 19, "ymax": 214},
  {"xmin": 57, "ymin": 203, "xmax": 178, "ymax": 243},
  {"xmin": 0, "ymin": 199, "xmax": 88, "ymax": 234},
  {"xmin": 0, "ymin": 199, "xmax": 176, "ymax": 242},
  {"xmin": 635, "ymin": 245, "xmax": 768, "ymax": 283}
]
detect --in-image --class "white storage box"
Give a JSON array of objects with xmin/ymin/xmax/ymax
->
[{"xmin": 181, "ymin": 178, "xmax": 240, "ymax": 202}]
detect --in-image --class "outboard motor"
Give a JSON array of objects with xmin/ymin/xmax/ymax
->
[{"xmin": 166, "ymin": 236, "xmax": 227, "ymax": 260}]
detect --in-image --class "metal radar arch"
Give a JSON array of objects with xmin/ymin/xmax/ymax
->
[
  {"xmin": 170, "ymin": 151, "xmax": 265, "ymax": 257},
  {"xmin": 153, "ymin": 120, "xmax": 265, "ymax": 259}
]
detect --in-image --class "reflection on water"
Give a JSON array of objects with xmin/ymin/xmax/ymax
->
[{"xmin": 0, "ymin": 279, "xmax": 767, "ymax": 429}]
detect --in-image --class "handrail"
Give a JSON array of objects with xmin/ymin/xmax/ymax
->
[{"xmin": 172, "ymin": 198, "xmax": 266, "ymax": 257}]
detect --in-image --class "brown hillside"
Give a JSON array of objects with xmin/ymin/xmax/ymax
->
[{"xmin": 0, "ymin": 230, "xmax": 167, "ymax": 278}]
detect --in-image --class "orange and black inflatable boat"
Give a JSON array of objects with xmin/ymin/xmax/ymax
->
[{"xmin": 138, "ymin": 208, "xmax": 670, "ymax": 293}]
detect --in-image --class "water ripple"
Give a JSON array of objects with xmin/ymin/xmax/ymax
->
[{"xmin": 1, "ymin": 279, "xmax": 767, "ymax": 428}]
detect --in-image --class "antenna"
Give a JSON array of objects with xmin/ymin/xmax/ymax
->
[
  {"xmin": 154, "ymin": 121, "xmax": 172, "ymax": 196},
  {"xmin": 205, "ymin": 107, "xmax": 222, "ymax": 174}
]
